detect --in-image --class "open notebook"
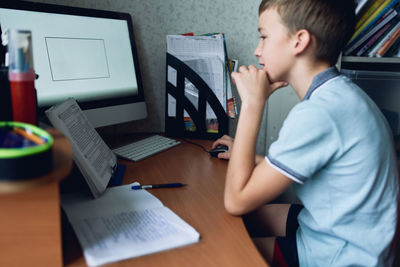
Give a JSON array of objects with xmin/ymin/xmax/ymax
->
[
  {"xmin": 47, "ymin": 98, "xmax": 200, "ymax": 266},
  {"xmin": 62, "ymin": 182, "xmax": 200, "ymax": 266}
]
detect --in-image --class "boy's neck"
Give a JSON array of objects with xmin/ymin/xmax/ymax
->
[{"xmin": 289, "ymin": 60, "xmax": 332, "ymax": 100}]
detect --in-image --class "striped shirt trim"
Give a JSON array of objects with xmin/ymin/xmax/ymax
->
[{"xmin": 266, "ymin": 154, "xmax": 306, "ymax": 184}]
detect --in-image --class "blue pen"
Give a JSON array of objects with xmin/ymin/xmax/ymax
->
[{"xmin": 131, "ymin": 183, "xmax": 187, "ymax": 190}]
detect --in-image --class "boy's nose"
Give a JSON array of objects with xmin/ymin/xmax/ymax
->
[{"xmin": 254, "ymin": 41, "xmax": 262, "ymax": 57}]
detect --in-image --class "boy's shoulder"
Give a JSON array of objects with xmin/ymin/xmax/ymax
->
[{"xmin": 290, "ymin": 71, "xmax": 380, "ymax": 133}]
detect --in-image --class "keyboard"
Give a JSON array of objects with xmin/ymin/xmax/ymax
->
[{"xmin": 112, "ymin": 135, "xmax": 181, "ymax": 162}]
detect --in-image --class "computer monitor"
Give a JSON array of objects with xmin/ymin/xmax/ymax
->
[{"xmin": 0, "ymin": 0, "xmax": 147, "ymax": 128}]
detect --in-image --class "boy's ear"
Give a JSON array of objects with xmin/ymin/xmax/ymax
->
[{"xmin": 292, "ymin": 29, "xmax": 312, "ymax": 56}]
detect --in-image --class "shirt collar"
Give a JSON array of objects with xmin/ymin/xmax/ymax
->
[{"xmin": 303, "ymin": 67, "xmax": 340, "ymax": 100}]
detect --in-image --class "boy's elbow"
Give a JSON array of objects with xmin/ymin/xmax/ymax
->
[{"xmin": 224, "ymin": 195, "xmax": 248, "ymax": 216}]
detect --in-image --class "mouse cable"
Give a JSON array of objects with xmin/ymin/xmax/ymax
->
[{"xmin": 182, "ymin": 139, "xmax": 210, "ymax": 153}]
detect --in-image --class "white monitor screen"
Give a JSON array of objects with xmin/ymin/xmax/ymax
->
[{"xmin": 0, "ymin": 1, "xmax": 147, "ymax": 127}]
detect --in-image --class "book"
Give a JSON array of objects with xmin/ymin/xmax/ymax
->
[
  {"xmin": 344, "ymin": 7, "xmax": 398, "ymax": 55},
  {"xmin": 355, "ymin": 11, "xmax": 400, "ymax": 56},
  {"xmin": 356, "ymin": 21, "xmax": 392, "ymax": 56},
  {"xmin": 368, "ymin": 19, "xmax": 400, "ymax": 56},
  {"xmin": 384, "ymin": 33, "xmax": 400, "ymax": 55},
  {"xmin": 62, "ymin": 182, "xmax": 200, "ymax": 267},
  {"xmin": 350, "ymin": 0, "xmax": 399, "ymax": 43},
  {"xmin": 356, "ymin": 0, "xmax": 374, "ymax": 16},
  {"xmin": 364, "ymin": 17, "xmax": 400, "ymax": 55},
  {"xmin": 221, "ymin": 35, "xmax": 238, "ymax": 119},
  {"xmin": 355, "ymin": 0, "xmax": 386, "ymax": 31},
  {"xmin": 202, "ymin": 32, "xmax": 238, "ymax": 119},
  {"xmin": 377, "ymin": 25, "xmax": 400, "ymax": 56},
  {"xmin": 227, "ymin": 58, "xmax": 239, "ymax": 117},
  {"xmin": 45, "ymin": 98, "xmax": 117, "ymax": 198}
]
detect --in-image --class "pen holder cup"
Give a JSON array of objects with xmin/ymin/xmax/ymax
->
[
  {"xmin": 0, "ymin": 122, "xmax": 53, "ymax": 181},
  {"xmin": 7, "ymin": 29, "xmax": 38, "ymax": 125},
  {"xmin": 9, "ymin": 74, "xmax": 37, "ymax": 125}
]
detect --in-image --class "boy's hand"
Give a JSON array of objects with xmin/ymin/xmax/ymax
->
[
  {"xmin": 231, "ymin": 65, "xmax": 287, "ymax": 105},
  {"xmin": 211, "ymin": 135, "xmax": 233, "ymax": 160}
]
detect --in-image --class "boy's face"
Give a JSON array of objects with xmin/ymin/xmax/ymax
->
[{"xmin": 254, "ymin": 8, "xmax": 294, "ymax": 82}]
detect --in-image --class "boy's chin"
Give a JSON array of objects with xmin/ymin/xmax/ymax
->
[
  {"xmin": 266, "ymin": 73, "xmax": 279, "ymax": 83},
  {"xmin": 262, "ymin": 68, "xmax": 286, "ymax": 83},
  {"xmin": 267, "ymin": 72, "xmax": 286, "ymax": 84}
]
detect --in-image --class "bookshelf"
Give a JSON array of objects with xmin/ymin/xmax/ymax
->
[
  {"xmin": 341, "ymin": 55, "xmax": 400, "ymax": 71},
  {"xmin": 343, "ymin": 0, "xmax": 400, "ymax": 67}
]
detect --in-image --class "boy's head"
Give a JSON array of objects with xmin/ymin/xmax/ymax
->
[{"xmin": 258, "ymin": 0, "xmax": 356, "ymax": 65}]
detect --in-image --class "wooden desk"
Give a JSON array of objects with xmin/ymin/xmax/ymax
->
[
  {"xmin": 0, "ymin": 129, "xmax": 73, "ymax": 267},
  {"xmin": 63, "ymin": 137, "xmax": 268, "ymax": 267}
]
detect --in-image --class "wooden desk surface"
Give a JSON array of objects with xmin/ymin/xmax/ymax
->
[
  {"xmin": 63, "ymin": 137, "xmax": 268, "ymax": 267},
  {"xmin": 0, "ymin": 129, "xmax": 73, "ymax": 267}
]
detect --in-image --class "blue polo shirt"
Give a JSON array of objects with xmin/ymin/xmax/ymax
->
[{"xmin": 267, "ymin": 67, "xmax": 399, "ymax": 266}]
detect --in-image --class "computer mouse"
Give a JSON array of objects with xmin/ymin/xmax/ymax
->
[{"xmin": 209, "ymin": 144, "xmax": 229, "ymax": 157}]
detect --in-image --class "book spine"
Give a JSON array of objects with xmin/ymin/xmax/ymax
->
[
  {"xmin": 351, "ymin": 0, "xmax": 398, "ymax": 43},
  {"xmin": 368, "ymin": 20, "xmax": 400, "ymax": 56},
  {"xmin": 356, "ymin": 22, "xmax": 392, "ymax": 56},
  {"xmin": 376, "ymin": 26, "xmax": 400, "ymax": 56},
  {"xmin": 356, "ymin": 0, "xmax": 386, "ymax": 30},
  {"xmin": 356, "ymin": 0, "xmax": 369, "ymax": 14},
  {"xmin": 345, "ymin": 8, "xmax": 397, "ymax": 55},
  {"xmin": 384, "ymin": 34, "xmax": 400, "ymax": 55}
]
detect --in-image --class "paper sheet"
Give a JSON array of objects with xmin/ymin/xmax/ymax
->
[
  {"xmin": 166, "ymin": 35, "xmax": 227, "ymax": 117},
  {"xmin": 62, "ymin": 183, "xmax": 200, "ymax": 267}
]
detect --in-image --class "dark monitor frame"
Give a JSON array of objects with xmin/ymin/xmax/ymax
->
[{"xmin": 0, "ymin": 0, "xmax": 146, "ymax": 126}]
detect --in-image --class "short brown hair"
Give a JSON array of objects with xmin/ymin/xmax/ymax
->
[{"xmin": 259, "ymin": 0, "xmax": 356, "ymax": 64}]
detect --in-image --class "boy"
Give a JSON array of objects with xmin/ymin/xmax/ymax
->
[{"xmin": 212, "ymin": 0, "xmax": 399, "ymax": 266}]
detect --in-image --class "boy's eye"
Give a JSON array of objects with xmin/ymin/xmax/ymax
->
[{"xmin": 259, "ymin": 35, "xmax": 267, "ymax": 40}]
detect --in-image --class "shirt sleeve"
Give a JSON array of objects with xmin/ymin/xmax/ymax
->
[{"xmin": 267, "ymin": 103, "xmax": 341, "ymax": 184}]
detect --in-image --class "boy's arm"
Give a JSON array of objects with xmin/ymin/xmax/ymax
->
[
  {"xmin": 255, "ymin": 154, "xmax": 265, "ymax": 165},
  {"xmin": 225, "ymin": 65, "xmax": 292, "ymax": 216},
  {"xmin": 211, "ymin": 135, "xmax": 267, "ymax": 163}
]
